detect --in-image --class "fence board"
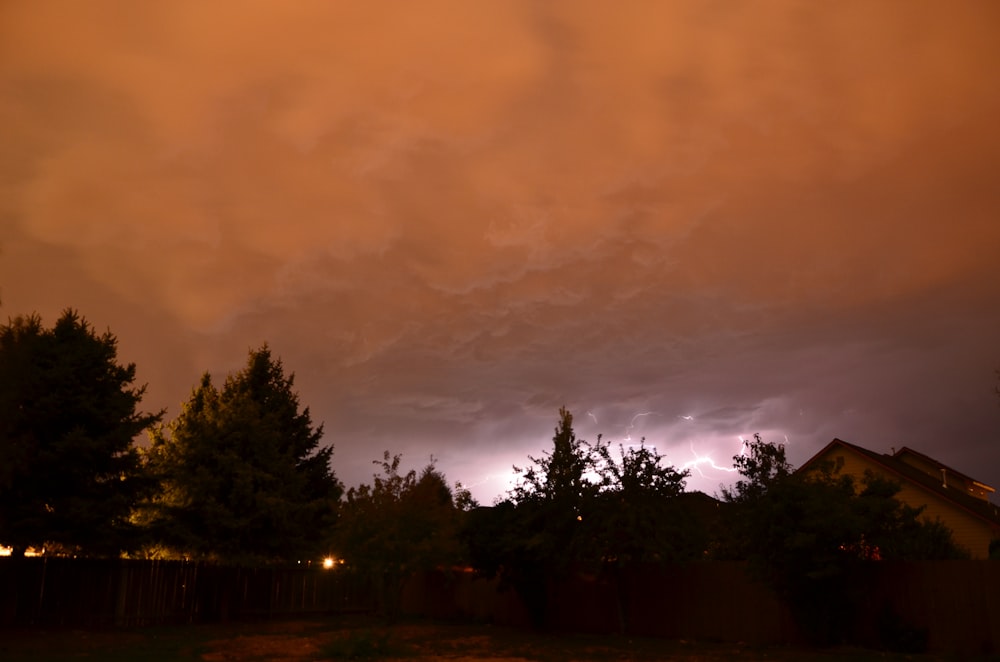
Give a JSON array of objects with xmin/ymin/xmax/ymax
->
[
  {"xmin": 0, "ymin": 558, "xmax": 373, "ymax": 628},
  {"xmin": 4, "ymin": 557, "xmax": 999, "ymax": 654}
]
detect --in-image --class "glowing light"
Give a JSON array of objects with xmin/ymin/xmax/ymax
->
[
  {"xmin": 680, "ymin": 441, "xmax": 740, "ymax": 478},
  {"xmin": 323, "ymin": 557, "xmax": 335, "ymax": 569},
  {"xmin": 465, "ymin": 467, "xmax": 518, "ymax": 493},
  {"xmin": 623, "ymin": 411, "xmax": 658, "ymax": 442}
]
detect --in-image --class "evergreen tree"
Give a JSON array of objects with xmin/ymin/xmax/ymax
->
[
  {"xmin": 145, "ymin": 345, "xmax": 341, "ymax": 563},
  {"xmin": 0, "ymin": 310, "xmax": 161, "ymax": 556}
]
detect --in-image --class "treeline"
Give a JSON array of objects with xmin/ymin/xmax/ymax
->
[
  {"xmin": 0, "ymin": 309, "xmax": 971, "ymax": 641},
  {"xmin": 464, "ymin": 414, "xmax": 969, "ymax": 641}
]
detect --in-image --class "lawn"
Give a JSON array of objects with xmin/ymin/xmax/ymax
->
[{"xmin": 0, "ymin": 614, "xmax": 974, "ymax": 661}]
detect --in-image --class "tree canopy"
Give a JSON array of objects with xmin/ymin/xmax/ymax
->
[
  {"xmin": 335, "ymin": 452, "xmax": 473, "ymax": 617},
  {"xmin": 716, "ymin": 434, "xmax": 968, "ymax": 644},
  {"xmin": 0, "ymin": 310, "xmax": 161, "ymax": 556},
  {"xmin": 506, "ymin": 408, "xmax": 602, "ymax": 570},
  {"xmin": 718, "ymin": 435, "xmax": 968, "ymax": 569},
  {"xmin": 144, "ymin": 345, "xmax": 342, "ymax": 563},
  {"xmin": 590, "ymin": 440, "xmax": 697, "ymax": 565},
  {"xmin": 496, "ymin": 409, "xmax": 697, "ymax": 572},
  {"xmin": 467, "ymin": 409, "xmax": 696, "ymax": 629}
]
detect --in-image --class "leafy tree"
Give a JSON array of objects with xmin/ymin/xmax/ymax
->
[
  {"xmin": 716, "ymin": 435, "xmax": 967, "ymax": 644},
  {"xmin": 335, "ymin": 453, "xmax": 473, "ymax": 619},
  {"xmin": 144, "ymin": 345, "xmax": 341, "ymax": 563},
  {"xmin": 589, "ymin": 439, "xmax": 694, "ymax": 633},
  {"xmin": 463, "ymin": 409, "xmax": 600, "ymax": 627},
  {"xmin": 713, "ymin": 433, "xmax": 798, "ymax": 561},
  {"xmin": 508, "ymin": 407, "xmax": 601, "ymax": 569},
  {"xmin": 719, "ymin": 440, "xmax": 860, "ymax": 643},
  {"xmin": 850, "ymin": 472, "xmax": 968, "ymax": 561},
  {"xmin": 725, "ymin": 433, "xmax": 793, "ymax": 503},
  {"xmin": 468, "ymin": 409, "xmax": 695, "ymax": 629},
  {"xmin": 591, "ymin": 440, "xmax": 693, "ymax": 564},
  {"xmin": 0, "ymin": 310, "xmax": 161, "ymax": 556}
]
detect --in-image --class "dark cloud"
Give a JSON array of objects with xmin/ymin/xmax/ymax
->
[{"xmin": 2, "ymin": 0, "xmax": 999, "ymax": 501}]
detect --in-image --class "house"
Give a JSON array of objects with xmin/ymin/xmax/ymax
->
[{"xmin": 798, "ymin": 439, "xmax": 1000, "ymax": 559}]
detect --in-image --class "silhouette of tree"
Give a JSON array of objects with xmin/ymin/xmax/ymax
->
[
  {"xmin": 716, "ymin": 435, "xmax": 967, "ymax": 645},
  {"xmin": 851, "ymin": 472, "xmax": 968, "ymax": 561},
  {"xmin": 723, "ymin": 433, "xmax": 793, "ymax": 503},
  {"xmin": 463, "ymin": 409, "xmax": 600, "ymax": 627},
  {"xmin": 0, "ymin": 310, "xmax": 161, "ymax": 556},
  {"xmin": 335, "ymin": 453, "xmax": 473, "ymax": 619},
  {"xmin": 469, "ymin": 409, "xmax": 694, "ymax": 629},
  {"xmin": 590, "ymin": 439, "xmax": 694, "ymax": 633},
  {"xmin": 592, "ymin": 440, "xmax": 693, "ymax": 563},
  {"xmin": 144, "ymin": 345, "xmax": 341, "ymax": 563},
  {"xmin": 508, "ymin": 408, "xmax": 601, "ymax": 568}
]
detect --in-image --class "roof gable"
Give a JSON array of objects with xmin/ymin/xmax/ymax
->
[
  {"xmin": 798, "ymin": 439, "xmax": 1000, "ymax": 528},
  {"xmin": 892, "ymin": 446, "xmax": 995, "ymax": 498}
]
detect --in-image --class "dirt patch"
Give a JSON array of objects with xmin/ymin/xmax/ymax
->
[
  {"xmin": 192, "ymin": 619, "xmax": 888, "ymax": 661},
  {"xmin": 202, "ymin": 633, "xmax": 321, "ymax": 661},
  {"xmin": 0, "ymin": 615, "xmax": 965, "ymax": 661}
]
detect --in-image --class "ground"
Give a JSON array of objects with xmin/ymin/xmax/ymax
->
[{"xmin": 0, "ymin": 614, "xmax": 981, "ymax": 661}]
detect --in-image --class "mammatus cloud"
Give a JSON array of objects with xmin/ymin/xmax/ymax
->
[{"xmin": 2, "ymin": 1, "xmax": 999, "ymax": 500}]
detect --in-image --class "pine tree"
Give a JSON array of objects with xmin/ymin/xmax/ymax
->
[
  {"xmin": 0, "ymin": 310, "xmax": 161, "ymax": 556},
  {"xmin": 146, "ymin": 345, "xmax": 341, "ymax": 563}
]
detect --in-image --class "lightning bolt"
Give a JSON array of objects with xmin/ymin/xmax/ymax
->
[
  {"xmin": 623, "ymin": 411, "xmax": 658, "ymax": 443},
  {"xmin": 587, "ymin": 411, "xmax": 598, "ymax": 425},
  {"xmin": 464, "ymin": 469, "xmax": 519, "ymax": 494},
  {"xmin": 680, "ymin": 439, "xmax": 743, "ymax": 478}
]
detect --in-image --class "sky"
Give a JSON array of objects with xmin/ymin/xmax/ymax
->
[{"xmin": 2, "ymin": 1, "xmax": 999, "ymax": 504}]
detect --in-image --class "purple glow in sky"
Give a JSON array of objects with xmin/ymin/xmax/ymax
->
[{"xmin": 2, "ymin": 1, "xmax": 999, "ymax": 503}]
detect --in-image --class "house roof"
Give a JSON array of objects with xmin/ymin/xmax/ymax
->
[
  {"xmin": 892, "ymin": 445, "xmax": 996, "ymax": 495},
  {"xmin": 798, "ymin": 438, "xmax": 1000, "ymax": 529}
]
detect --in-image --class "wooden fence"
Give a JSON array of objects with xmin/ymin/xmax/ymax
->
[
  {"xmin": 0, "ymin": 557, "xmax": 374, "ymax": 627},
  {"xmin": 4, "ymin": 558, "xmax": 999, "ymax": 654},
  {"xmin": 413, "ymin": 561, "xmax": 1000, "ymax": 655},
  {"xmin": 850, "ymin": 560, "xmax": 1000, "ymax": 655}
]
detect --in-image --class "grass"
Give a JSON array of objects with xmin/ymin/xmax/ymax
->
[
  {"xmin": 0, "ymin": 624, "xmax": 215, "ymax": 661},
  {"xmin": 0, "ymin": 614, "xmax": 985, "ymax": 661}
]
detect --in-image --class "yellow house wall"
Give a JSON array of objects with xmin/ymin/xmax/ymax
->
[
  {"xmin": 895, "ymin": 451, "xmax": 993, "ymax": 501},
  {"xmin": 808, "ymin": 446, "xmax": 999, "ymax": 559}
]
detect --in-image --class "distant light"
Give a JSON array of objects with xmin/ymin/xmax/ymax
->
[
  {"xmin": 323, "ymin": 557, "xmax": 335, "ymax": 569},
  {"xmin": 0, "ymin": 546, "xmax": 10, "ymax": 557}
]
